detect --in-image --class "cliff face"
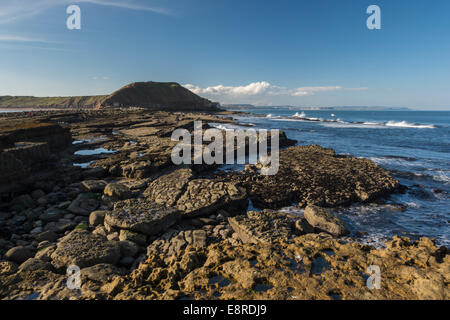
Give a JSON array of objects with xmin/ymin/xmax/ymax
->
[{"xmin": 97, "ymin": 82, "xmax": 220, "ymax": 111}]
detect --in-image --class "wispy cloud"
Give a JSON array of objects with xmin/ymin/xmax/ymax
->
[
  {"xmin": 0, "ymin": 0, "xmax": 170, "ymax": 24},
  {"xmin": 0, "ymin": 35, "xmax": 54, "ymax": 43},
  {"xmin": 184, "ymin": 82, "xmax": 368, "ymax": 105}
]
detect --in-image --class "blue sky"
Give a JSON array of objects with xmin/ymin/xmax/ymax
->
[{"xmin": 0, "ymin": 0, "xmax": 449, "ymax": 109}]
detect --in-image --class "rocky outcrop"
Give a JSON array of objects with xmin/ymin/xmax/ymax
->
[
  {"xmin": 221, "ymin": 145, "xmax": 401, "ymax": 209},
  {"xmin": 0, "ymin": 121, "xmax": 72, "ymax": 194}
]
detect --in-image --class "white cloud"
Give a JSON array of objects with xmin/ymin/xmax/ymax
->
[
  {"xmin": 0, "ymin": 35, "xmax": 53, "ymax": 43},
  {"xmin": 0, "ymin": 0, "xmax": 169, "ymax": 24},
  {"xmin": 184, "ymin": 82, "xmax": 368, "ymax": 104}
]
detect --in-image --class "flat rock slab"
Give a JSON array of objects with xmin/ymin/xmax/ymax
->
[
  {"xmin": 223, "ymin": 145, "xmax": 400, "ymax": 209},
  {"xmin": 50, "ymin": 230, "xmax": 121, "ymax": 269},
  {"xmin": 145, "ymin": 170, "xmax": 248, "ymax": 217},
  {"xmin": 228, "ymin": 210, "xmax": 294, "ymax": 244},
  {"xmin": 144, "ymin": 168, "xmax": 193, "ymax": 207},
  {"xmin": 176, "ymin": 179, "xmax": 248, "ymax": 217},
  {"xmin": 105, "ymin": 199, "xmax": 180, "ymax": 236}
]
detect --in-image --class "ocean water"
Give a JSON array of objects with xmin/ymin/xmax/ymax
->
[{"xmin": 225, "ymin": 108, "xmax": 450, "ymax": 247}]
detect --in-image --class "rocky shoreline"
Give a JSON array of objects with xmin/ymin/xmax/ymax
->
[{"xmin": 0, "ymin": 109, "xmax": 448, "ymax": 300}]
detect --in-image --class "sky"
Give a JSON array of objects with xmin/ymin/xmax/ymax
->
[{"xmin": 0, "ymin": 0, "xmax": 449, "ymax": 109}]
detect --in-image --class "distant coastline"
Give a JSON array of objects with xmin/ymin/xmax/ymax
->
[{"xmin": 223, "ymin": 104, "xmax": 411, "ymax": 111}]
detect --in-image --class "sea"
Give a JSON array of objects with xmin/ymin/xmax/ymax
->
[{"xmin": 219, "ymin": 108, "xmax": 450, "ymax": 247}]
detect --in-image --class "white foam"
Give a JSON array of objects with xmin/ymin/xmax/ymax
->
[
  {"xmin": 293, "ymin": 112, "xmax": 306, "ymax": 118},
  {"xmin": 385, "ymin": 120, "xmax": 435, "ymax": 129},
  {"xmin": 431, "ymin": 171, "xmax": 450, "ymax": 184}
]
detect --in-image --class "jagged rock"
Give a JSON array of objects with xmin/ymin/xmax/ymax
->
[
  {"xmin": 50, "ymin": 230, "xmax": 121, "ymax": 269},
  {"xmin": 67, "ymin": 193, "xmax": 100, "ymax": 216},
  {"xmin": 0, "ymin": 261, "xmax": 18, "ymax": 276},
  {"xmin": 4, "ymin": 246, "xmax": 34, "ymax": 264},
  {"xmin": 89, "ymin": 210, "xmax": 108, "ymax": 226},
  {"xmin": 105, "ymin": 199, "xmax": 180, "ymax": 236},
  {"xmin": 304, "ymin": 205, "xmax": 349, "ymax": 237},
  {"xmin": 228, "ymin": 210, "xmax": 293, "ymax": 244},
  {"xmin": 81, "ymin": 180, "xmax": 107, "ymax": 193}
]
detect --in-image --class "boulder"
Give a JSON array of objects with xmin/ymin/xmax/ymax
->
[
  {"xmin": 39, "ymin": 208, "xmax": 64, "ymax": 223},
  {"xmin": 105, "ymin": 199, "xmax": 180, "ymax": 236},
  {"xmin": 81, "ymin": 180, "xmax": 107, "ymax": 193},
  {"xmin": 67, "ymin": 193, "xmax": 100, "ymax": 216},
  {"xmin": 304, "ymin": 205, "xmax": 349, "ymax": 237},
  {"xmin": 50, "ymin": 230, "xmax": 121, "ymax": 268},
  {"xmin": 4, "ymin": 246, "xmax": 34, "ymax": 264},
  {"xmin": 19, "ymin": 258, "xmax": 54, "ymax": 272},
  {"xmin": 104, "ymin": 183, "xmax": 132, "ymax": 200},
  {"xmin": 81, "ymin": 263, "xmax": 122, "ymax": 283},
  {"xmin": 33, "ymin": 230, "xmax": 58, "ymax": 243},
  {"xmin": 89, "ymin": 210, "xmax": 108, "ymax": 226},
  {"xmin": 118, "ymin": 240, "xmax": 139, "ymax": 257},
  {"xmin": 119, "ymin": 230, "xmax": 147, "ymax": 246}
]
